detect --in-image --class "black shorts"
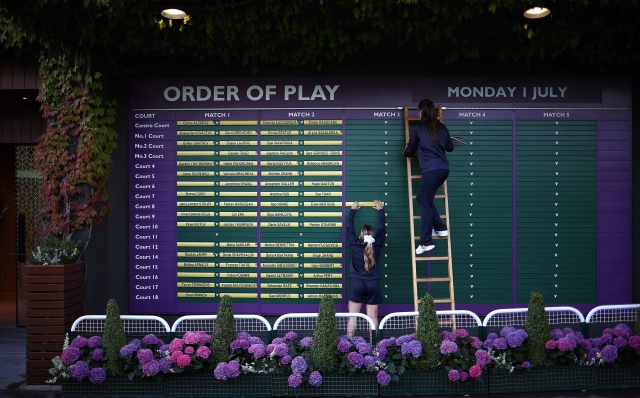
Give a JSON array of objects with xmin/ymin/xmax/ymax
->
[{"xmin": 348, "ymin": 278, "xmax": 383, "ymax": 304}]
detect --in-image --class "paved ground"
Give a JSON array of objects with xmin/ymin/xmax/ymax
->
[{"xmin": 1, "ymin": 326, "xmax": 639, "ymax": 398}]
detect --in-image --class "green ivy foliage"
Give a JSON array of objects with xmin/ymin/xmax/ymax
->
[
  {"xmin": 210, "ymin": 295, "xmax": 236, "ymax": 365},
  {"xmin": 310, "ymin": 295, "xmax": 339, "ymax": 372},
  {"xmin": 1, "ymin": 0, "xmax": 639, "ymax": 73},
  {"xmin": 103, "ymin": 299, "xmax": 128, "ymax": 376},
  {"xmin": 415, "ymin": 293, "xmax": 443, "ymax": 370},
  {"xmin": 34, "ymin": 53, "xmax": 117, "ymax": 242},
  {"xmin": 525, "ymin": 292, "xmax": 550, "ymax": 367}
]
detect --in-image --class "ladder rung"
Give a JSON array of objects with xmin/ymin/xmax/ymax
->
[
  {"xmin": 433, "ymin": 298, "xmax": 453, "ymax": 303},
  {"xmin": 415, "ymin": 256, "xmax": 449, "ymax": 261},
  {"xmin": 410, "ymin": 175, "xmax": 421, "ymax": 179},
  {"xmin": 411, "ymin": 195, "xmax": 447, "ymax": 200},
  {"xmin": 411, "ymin": 215, "xmax": 447, "ymax": 220},
  {"xmin": 413, "ymin": 235, "xmax": 448, "ymax": 240},
  {"xmin": 416, "ymin": 277, "xmax": 451, "ymax": 282}
]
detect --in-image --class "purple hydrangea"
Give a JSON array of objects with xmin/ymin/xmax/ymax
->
[
  {"xmin": 483, "ymin": 339, "xmax": 495, "ymax": 349},
  {"xmin": 88, "ymin": 367, "xmax": 106, "ymax": 384},
  {"xmin": 248, "ymin": 344, "xmax": 266, "ymax": 358},
  {"xmin": 226, "ymin": 361, "xmax": 241, "ymax": 378},
  {"xmin": 470, "ymin": 336, "xmax": 482, "ymax": 349},
  {"xmin": 284, "ymin": 331, "xmax": 297, "ymax": 341},
  {"xmin": 288, "ymin": 373, "xmax": 302, "ymax": 388},
  {"xmin": 448, "ymin": 369, "xmax": 460, "ymax": 381},
  {"xmin": 70, "ymin": 361, "xmax": 90, "ymax": 380},
  {"xmin": 506, "ymin": 332, "xmax": 525, "ymax": 348},
  {"xmin": 377, "ymin": 339, "xmax": 390, "ymax": 350},
  {"xmin": 363, "ymin": 355, "xmax": 376, "ymax": 368},
  {"xmin": 272, "ymin": 337, "xmax": 284, "ymax": 345},
  {"xmin": 377, "ymin": 370, "xmax": 391, "ymax": 387},
  {"xmin": 230, "ymin": 339, "xmax": 250, "ymax": 351},
  {"xmin": 475, "ymin": 349, "xmax": 490, "ymax": 367},
  {"xmin": 347, "ymin": 352, "xmax": 364, "ymax": 368},
  {"xmin": 236, "ymin": 331, "xmax": 251, "ymax": 340},
  {"xmin": 614, "ymin": 336, "xmax": 627, "ymax": 348},
  {"xmin": 487, "ymin": 333, "xmax": 498, "ymax": 340},
  {"xmin": 92, "ymin": 348, "xmax": 104, "ymax": 361},
  {"xmin": 516, "ymin": 329, "xmax": 528, "ymax": 340},
  {"xmin": 557, "ymin": 338, "xmax": 577, "ymax": 352},
  {"xmin": 196, "ymin": 331, "xmax": 210, "ymax": 346},
  {"xmin": 441, "ymin": 331, "xmax": 457, "ymax": 342},
  {"xmin": 562, "ymin": 327, "xmax": 574, "ymax": 335},
  {"xmin": 545, "ymin": 340, "xmax": 557, "ymax": 350},
  {"xmin": 338, "ymin": 335, "xmax": 350, "ymax": 342},
  {"xmin": 440, "ymin": 340, "xmax": 458, "ymax": 355},
  {"xmin": 387, "ymin": 337, "xmax": 397, "ymax": 346},
  {"xmin": 136, "ymin": 348, "xmax": 154, "ymax": 364},
  {"xmin": 158, "ymin": 358, "xmax": 172, "ymax": 373},
  {"xmin": 308, "ymin": 371, "xmax": 322, "ymax": 387},
  {"xmin": 142, "ymin": 334, "xmax": 160, "ymax": 345},
  {"xmin": 142, "ymin": 360, "xmax": 160, "ymax": 377},
  {"xmin": 628, "ymin": 336, "xmax": 640, "ymax": 350},
  {"xmin": 120, "ymin": 343, "xmax": 137, "ymax": 357},
  {"xmin": 494, "ymin": 338, "xmax": 508, "ymax": 350},
  {"xmin": 601, "ymin": 334, "xmax": 614, "ymax": 344},
  {"xmin": 130, "ymin": 339, "xmax": 142, "ymax": 349},
  {"xmin": 291, "ymin": 356, "xmax": 307, "ymax": 373},
  {"xmin": 88, "ymin": 336, "xmax": 103, "ymax": 348},
  {"xmin": 401, "ymin": 341, "xmax": 422, "ymax": 358},
  {"xmin": 500, "ymin": 326, "xmax": 516, "ymax": 337},
  {"xmin": 273, "ymin": 343, "xmax": 288, "ymax": 357},
  {"xmin": 600, "ymin": 345, "xmax": 618, "ymax": 363},
  {"xmin": 590, "ymin": 337, "xmax": 602, "ymax": 348},
  {"xmin": 299, "ymin": 336, "xmax": 313, "ymax": 348},
  {"xmin": 580, "ymin": 340, "xmax": 593, "ymax": 350},
  {"xmin": 459, "ymin": 371, "xmax": 469, "ymax": 381},
  {"xmin": 281, "ymin": 355, "xmax": 292, "ymax": 365},
  {"xmin": 613, "ymin": 324, "xmax": 631, "ymax": 339},
  {"xmin": 337, "ymin": 341, "xmax": 351, "ymax": 353},
  {"xmin": 396, "ymin": 335, "xmax": 412, "ymax": 345},
  {"xmin": 249, "ymin": 337, "xmax": 264, "ymax": 346},
  {"xmin": 356, "ymin": 343, "xmax": 371, "ymax": 355},
  {"xmin": 603, "ymin": 328, "xmax": 614, "ymax": 335},
  {"xmin": 522, "ymin": 361, "xmax": 531, "ymax": 369},
  {"xmin": 377, "ymin": 347, "xmax": 388, "ymax": 359},
  {"xmin": 456, "ymin": 329, "xmax": 469, "ymax": 338},
  {"xmin": 71, "ymin": 336, "xmax": 88, "ymax": 348},
  {"xmin": 352, "ymin": 336, "xmax": 366, "ymax": 346},
  {"xmin": 214, "ymin": 362, "xmax": 228, "ymax": 380},
  {"xmin": 551, "ymin": 329, "xmax": 565, "ymax": 340},
  {"xmin": 159, "ymin": 344, "xmax": 170, "ymax": 353},
  {"xmin": 586, "ymin": 347, "xmax": 600, "ymax": 362},
  {"xmin": 61, "ymin": 347, "xmax": 80, "ymax": 365}
]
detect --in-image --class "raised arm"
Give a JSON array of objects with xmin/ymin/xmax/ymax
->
[{"xmin": 373, "ymin": 199, "xmax": 386, "ymax": 246}]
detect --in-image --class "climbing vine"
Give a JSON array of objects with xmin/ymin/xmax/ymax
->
[{"xmin": 35, "ymin": 52, "xmax": 117, "ymax": 249}]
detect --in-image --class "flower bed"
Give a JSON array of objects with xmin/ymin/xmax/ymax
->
[
  {"xmin": 488, "ymin": 366, "xmax": 596, "ymax": 393},
  {"xmin": 166, "ymin": 373, "xmax": 271, "ymax": 398},
  {"xmin": 271, "ymin": 372, "xmax": 378, "ymax": 397}
]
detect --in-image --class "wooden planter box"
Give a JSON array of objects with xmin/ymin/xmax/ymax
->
[
  {"xmin": 271, "ymin": 372, "xmax": 378, "ymax": 397},
  {"xmin": 596, "ymin": 365, "xmax": 640, "ymax": 390},
  {"xmin": 62, "ymin": 375, "xmax": 165, "ymax": 398},
  {"xmin": 26, "ymin": 262, "xmax": 85, "ymax": 385},
  {"xmin": 379, "ymin": 369, "xmax": 488, "ymax": 396},
  {"xmin": 488, "ymin": 367, "xmax": 597, "ymax": 393},
  {"xmin": 166, "ymin": 373, "xmax": 271, "ymax": 398}
]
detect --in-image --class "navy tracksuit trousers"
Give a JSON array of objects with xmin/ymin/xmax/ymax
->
[{"xmin": 417, "ymin": 169, "xmax": 449, "ymax": 246}]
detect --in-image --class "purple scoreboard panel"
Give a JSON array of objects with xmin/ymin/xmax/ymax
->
[{"xmin": 129, "ymin": 77, "xmax": 632, "ymax": 316}]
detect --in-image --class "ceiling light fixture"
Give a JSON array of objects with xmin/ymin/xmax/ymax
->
[
  {"xmin": 161, "ymin": 8, "xmax": 187, "ymax": 19},
  {"xmin": 524, "ymin": 7, "xmax": 550, "ymax": 19}
]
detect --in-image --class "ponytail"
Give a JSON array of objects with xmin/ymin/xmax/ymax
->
[
  {"xmin": 363, "ymin": 243, "xmax": 375, "ymax": 272},
  {"xmin": 418, "ymin": 98, "xmax": 439, "ymax": 141},
  {"xmin": 359, "ymin": 224, "xmax": 376, "ymax": 272}
]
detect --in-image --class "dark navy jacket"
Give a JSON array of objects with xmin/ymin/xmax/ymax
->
[
  {"xmin": 347, "ymin": 209, "xmax": 386, "ymax": 280},
  {"xmin": 403, "ymin": 122, "xmax": 454, "ymax": 172}
]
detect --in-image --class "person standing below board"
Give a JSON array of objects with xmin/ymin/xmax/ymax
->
[
  {"xmin": 404, "ymin": 99, "xmax": 454, "ymax": 254},
  {"xmin": 346, "ymin": 199, "xmax": 385, "ymax": 337}
]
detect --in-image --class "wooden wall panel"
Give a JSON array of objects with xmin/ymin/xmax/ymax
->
[
  {"xmin": 0, "ymin": 106, "xmax": 44, "ymax": 144},
  {"xmin": 0, "ymin": 57, "xmax": 40, "ymax": 89}
]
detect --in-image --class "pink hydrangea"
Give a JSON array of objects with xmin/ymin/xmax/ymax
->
[
  {"xmin": 169, "ymin": 338, "xmax": 184, "ymax": 353},
  {"xmin": 184, "ymin": 346, "xmax": 195, "ymax": 354},
  {"xmin": 469, "ymin": 365, "xmax": 483, "ymax": 378},
  {"xmin": 170, "ymin": 350, "xmax": 183, "ymax": 363},
  {"xmin": 196, "ymin": 346, "xmax": 211, "ymax": 359},
  {"xmin": 177, "ymin": 354, "xmax": 191, "ymax": 368},
  {"xmin": 545, "ymin": 340, "xmax": 557, "ymax": 350},
  {"xmin": 628, "ymin": 336, "xmax": 640, "ymax": 350},
  {"xmin": 183, "ymin": 332, "xmax": 199, "ymax": 345},
  {"xmin": 455, "ymin": 329, "xmax": 469, "ymax": 338}
]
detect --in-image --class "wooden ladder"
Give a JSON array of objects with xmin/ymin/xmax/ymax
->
[{"xmin": 404, "ymin": 105, "xmax": 456, "ymax": 312}]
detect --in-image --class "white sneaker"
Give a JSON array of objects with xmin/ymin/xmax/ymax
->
[
  {"xmin": 415, "ymin": 245, "xmax": 435, "ymax": 254},
  {"xmin": 432, "ymin": 229, "xmax": 449, "ymax": 237}
]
